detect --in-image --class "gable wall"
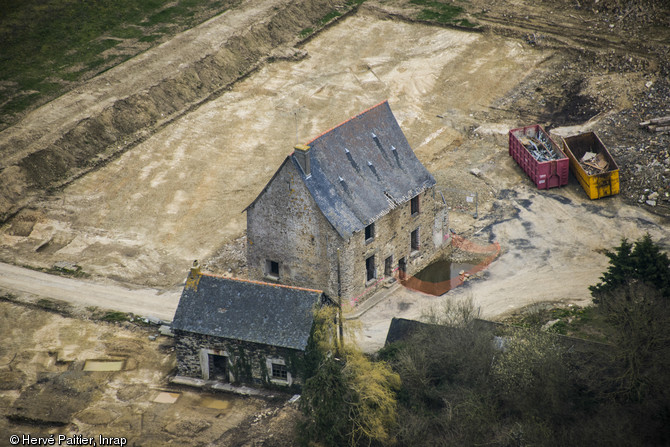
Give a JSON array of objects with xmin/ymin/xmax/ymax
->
[{"xmin": 247, "ymin": 159, "xmax": 341, "ymax": 297}]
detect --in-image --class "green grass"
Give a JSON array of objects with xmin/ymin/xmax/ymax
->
[
  {"xmin": 299, "ymin": 27, "xmax": 314, "ymax": 38},
  {"xmin": 319, "ymin": 10, "xmax": 342, "ymax": 26},
  {"xmin": 100, "ymin": 311, "xmax": 130, "ymax": 322},
  {"xmin": 0, "ymin": 0, "xmax": 235, "ymax": 128},
  {"xmin": 410, "ymin": 0, "xmax": 475, "ymax": 27}
]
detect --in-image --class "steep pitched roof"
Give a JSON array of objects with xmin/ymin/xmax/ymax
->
[
  {"xmin": 172, "ymin": 272, "xmax": 322, "ymax": 351},
  {"xmin": 294, "ymin": 101, "xmax": 435, "ymax": 238}
]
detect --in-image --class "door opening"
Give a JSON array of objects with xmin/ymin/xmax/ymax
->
[{"xmin": 208, "ymin": 354, "xmax": 228, "ymax": 381}]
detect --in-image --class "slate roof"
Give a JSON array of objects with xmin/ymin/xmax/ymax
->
[
  {"xmin": 172, "ymin": 273, "xmax": 322, "ymax": 351},
  {"xmin": 296, "ymin": 100, "xmax": 436, "ymax": 239}
]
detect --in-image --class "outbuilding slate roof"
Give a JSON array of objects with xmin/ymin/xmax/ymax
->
[
  {"xmin": 172, "ymin": 272, "xmax": 322, "ymax": 351},
  {"xmin": 296, "ymin": 100, "xmax": 436, "ymax": 239}
]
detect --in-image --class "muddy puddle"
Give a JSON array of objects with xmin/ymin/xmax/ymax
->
[
  {"xmin": 413, "ymin": 260, "xmax": 477, "ymax": 284},
  {"xmin": 198, "ymin": 395, "xmax": 232, "ymax": 410}
]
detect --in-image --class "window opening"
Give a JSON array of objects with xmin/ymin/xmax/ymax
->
[
  {"xmin": 271, "ymin": 363, "xmax": 288, "ymax": 380},
  {"xmin": 365, "ymin": 223, "xmax": 375, "ymax": 242},
  {"xmin": 208, "ymin": 354, "xmax": 228, "ymax": 381},
  {"xmin": 411, "ymin": 229, "xmax": 420, "ymax": 251},
  {"xmin": 411, "ymin": 195, "xmax": 420, "ymax": 215},
  {"xmin": 266, "ymin": 260, "xmax": 279, "ymax": 278}
]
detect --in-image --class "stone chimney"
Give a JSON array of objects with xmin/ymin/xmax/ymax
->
[
  {"xmin": 293, "ymin": 144, "xmax": 311, "ymax": 177},
  {"xmin": 186, "ymin": 260, "xmax": 202, "ymax": 290},
  {"xmin": 191, "ymin": 260, "xmax": 201, "ymax": 275}
]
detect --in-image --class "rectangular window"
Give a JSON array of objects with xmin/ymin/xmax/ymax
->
[
  {"xmin": 265, "ymin": 260, "xmax": 279, "ymax": 279},
  {"xmin": 384, "ymin": 256, "xmax": 393, "ymax": 277},
  {"xmin": 365, "ymin": 223, "xmax": 375, "ymax": 242},
  {"xmin": 366, "ymin": 255, "xmax": 376, "ymax": 282},
  {"xmin": 271, "ymin": 363, "xmax": 288, "ymax": 380},
  {"xmin": 411, "ymin": 195, "xmax": 420, "ymax": 215},
  {"xmin": 411, "ymin": 229, "xmax": 420, "ymax": 252}
]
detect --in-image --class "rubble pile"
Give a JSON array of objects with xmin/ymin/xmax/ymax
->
[
  {"xmin": 600, "ymin": 100, "xmax": 670, "ymax": 212},
  {"xmin": 498, "ymin": 46, "xmax": 670, "ymax": 214}
]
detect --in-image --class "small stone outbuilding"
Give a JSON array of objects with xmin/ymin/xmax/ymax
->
[
  {"xmin": 172, "ymin": 265, "xmax": 324, "ymax": 390},
  {"xmin": 246, "ymin": 100, "xmax": 448, "ymax": 302}
]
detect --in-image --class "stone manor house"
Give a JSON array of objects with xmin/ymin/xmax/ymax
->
[{"xmin": 245, "ymin": 101, "xmax": 448, "ymax": 302}]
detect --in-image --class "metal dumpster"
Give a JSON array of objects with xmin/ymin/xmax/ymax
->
[
  {"xmin": 561, "ymin": 132, "xmax": 619, "ymax": 200},
  {"xmin": 509, "ymin": 125, "xmax": 569, "ymax": 189}
]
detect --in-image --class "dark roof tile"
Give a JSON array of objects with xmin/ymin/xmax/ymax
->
[
  {"xmin": 297, "ymin": 101, "xmax": 435, "ymax": 238},
  {"xmin": 172, "ymin": 273, "xmax": 322, "ymax": 351}
]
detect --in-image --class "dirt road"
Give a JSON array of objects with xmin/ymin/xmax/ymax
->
[{"xmin": 0, "ymin": 262, "xmax": 180, "ymax": 321}]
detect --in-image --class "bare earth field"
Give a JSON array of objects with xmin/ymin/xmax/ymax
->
[
  {"xmin": 0, "ymin": 12, "xmax": 550, "ymax": 287},
  {"xmin": 0, "ymin": 300, "xmax": 290, "ymax": 446},
  {"xmin": 0, "ymin": 0, "xmax": 669, "ymax": 444}
]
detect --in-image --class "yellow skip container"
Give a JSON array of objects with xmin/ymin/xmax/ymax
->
[{"xmin": 562, "ymin": 132, "xmax": 620, "ymax": 200}]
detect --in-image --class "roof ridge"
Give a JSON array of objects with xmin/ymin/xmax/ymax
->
[
  {"xmin": 305, "ymin": 100, "xmax": 388, "ymax": 145},
  {"xmin": 200, "ymin": 272, "xmax": 323, "ymax": 294}
]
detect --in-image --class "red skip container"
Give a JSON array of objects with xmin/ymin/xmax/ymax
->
[{"xmin": 509, "ymin": 125, "xmax": 569, "ymax": 189}]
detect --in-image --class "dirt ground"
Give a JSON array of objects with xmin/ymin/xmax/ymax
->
[
  {"xmin": 0, "ymin": 300, "xmax": 298, "ymax": 447},
  {"xmin": 1, "ymin": 0, "xmax": 669, "ymax": 444},
  {"xmin": 0, "ymin": 9, "xmax": 557, "ymax": 287}
]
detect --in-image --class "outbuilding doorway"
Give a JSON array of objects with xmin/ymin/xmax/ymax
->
[{"xmin": 208, "ymin": 354, "xmax": 229, "ymax": 381}]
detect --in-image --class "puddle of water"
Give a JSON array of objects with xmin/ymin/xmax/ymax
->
[
  {"xmin": 83, "ymin": 359, "xmax": 125, "ymax": 371},
  {"xmin": 198, "ymin": 396, "xmax": 231, "ymax": 410},
  {"xmin": 413, "ymin": 261, "xmax": 477, "ymax": 284},
  {"xmin": 153, "ymin": 391, "xmax": 181, "ymax": 404}
]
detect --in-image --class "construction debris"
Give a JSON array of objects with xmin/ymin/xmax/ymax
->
[
  {"xmin": 518, "ymin": 134, "xmax": 562, "ymax": 162},
  {"xmin": 580, "ymin": 151, "xmax": 609, "ymax": 175},
  {"xmin": 639, "ymin": 116, "xmax": 670, "ymax": 133}
]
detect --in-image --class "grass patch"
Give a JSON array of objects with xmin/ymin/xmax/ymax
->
[
  {"xmin": 140, "ymin": 34, "xmax": 163, "ymax": 43},
  {"xmin": 319, "ymin": 10, "xmax": 342, "ymax": 26},
  {"xmin": 0, "ymin": 0, "xmax": 235, "ymax": 128},
  {"xmin": 299, "ymin": 27, "xmax": 314, "ymax": 38},
  {"xmin": 410, "ymin": 0, "xmax": 473, "ymax": 26},
  {"xmin": 100, "ymin": 311, "xmax": 131, "ymax": 322},
  {"xmin": 0, "ymin": 293, "xmax": 18, "ymax": 302},
  {"xmin": 504, "ymin": 305, "xmax": 613, "ymax": 343},
  {"xmin": 35, "ymin": 298, "xmax": 73, "ymax": 315}
]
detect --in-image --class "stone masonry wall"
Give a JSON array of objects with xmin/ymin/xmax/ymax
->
[
  {"xmin": 174, "ymin": 329, "xmax": 306, "ymax": 389},
  {"xmin": 339, "ymin": 186, "xmax": 448, "ymax": 303},
  {"xmin": 247, "ymin": 158, "xmax": 341, "ymax": 297}
]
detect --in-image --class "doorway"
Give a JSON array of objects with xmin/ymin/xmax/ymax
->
[
  {"xmin": 208, "ymin": 354, "xmax": 229, "ymax": 381},
  {"xmin": 398, "ymin": 257, "xmax": 406, "ymax": 281}
]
